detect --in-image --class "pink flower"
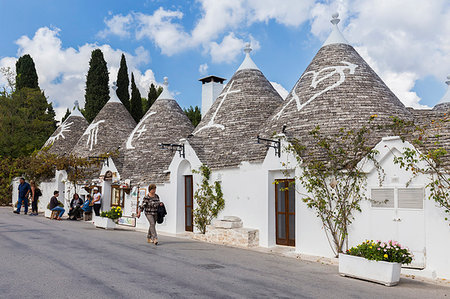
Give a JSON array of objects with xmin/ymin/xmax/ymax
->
[
  {"xmin": 377, "ymin": 248, "xmax": 381, "ymax": 250},
  {"xmin": 384, "ymin": 249, "xmax": 387, "ymax": 252}
]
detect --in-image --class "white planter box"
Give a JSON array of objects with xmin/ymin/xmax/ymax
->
[
  {"xmin": 339, "ymin": 253, "xmax": 401, "ymax": 286},
  {"xmin": 94, "ymin": 217, "xmax": 116, "ymax": 230}
]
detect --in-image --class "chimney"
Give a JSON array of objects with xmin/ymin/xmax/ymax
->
[{"xmin": 199, "ymin": 75, "xmax": 226, "ymax": 118}]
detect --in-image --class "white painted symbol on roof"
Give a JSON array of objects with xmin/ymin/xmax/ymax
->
[
  {"xmin": 273, "ymin": 61, "xmax": 358, "ymax": 120},
  {"xmin": 44, "ymin": 121, "xmax": 73, "ymax": 147},
  {"xmin": 83, "ymin": 120, "xmax": 105, "ymax": 151},
  {"xmin": 126, "ymin": 111, "xmax": 157, "ymax": 149},
  {"xmin": 194, "ymin": 80, "xmax": 241, "ymax": 135}
]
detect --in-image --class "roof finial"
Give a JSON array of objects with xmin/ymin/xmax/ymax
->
[
  {"xmin": 112, "ymin": 81, "xmax": 118, "ymax": 92},
  {"xmin": 163, "ymin": 77, "xmax": 169, "ymax": 87},
  {"xmin": 322, "ymin": 12, "xmax": 349, "ymax": 46},
  {"xmin": 244, "ymin": 43, "xmax": 252, "ymax": 55},
  {"xmin": 237, "ymin": 42, "xmax": 259, "ymax": 71},
  {"xmin": 74, "ymin": 100, "xmax": 79, "ymax": 110},
  {"xmin": 331, "ymin": 12, "xmax": 340, "ymax": 25},
  {"xmin": 446, "ymin": 75, "xmax": 450, "ymax": 86}
]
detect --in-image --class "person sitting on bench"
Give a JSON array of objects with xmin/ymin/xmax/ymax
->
[
  {"xmin": 81, "ymin": 194, "xmax": 92, "ymax": 213},
  {"xmin": 68, "ymin": 193, "xmax": 83, "ymax": 220},
  {"xmin": 49, "ymin": 191, "xmax": 65, "ymax": 220}
]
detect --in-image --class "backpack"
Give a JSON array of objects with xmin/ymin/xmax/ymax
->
[{"xmin": 36, "ymin": 188, "xmax": 42, "ymax": 197}]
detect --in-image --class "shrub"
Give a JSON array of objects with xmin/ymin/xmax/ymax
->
[
  {"xmin": 193, "ymin": 165, "xmax": 224, "ymax": 234},
  {"xmin": 346, "ymin": 240, "xmax": 413, "ymax": 264},
  {"xmin": 100, "ymin": 206, "xmax": 122, "ymax": 220}
]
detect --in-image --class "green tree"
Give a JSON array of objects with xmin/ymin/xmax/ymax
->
[
  {"xmin": 141, "ymin": 98, "xmax": 148, "ymax": 114},
  {"xmin": 84, "ymin": 49, "xmax": 109, "ymax": 123},
  {"xmin": 116, "ymin": 53, "xmax": 130, "ymax": 111},
  {"xmin": 184, "ymin": 106, "xmax": 201, "ymax": 127},
  {"xmin": 61, "ymin": 108, "xmax": 71, "ymax": 123},
  {"xmin": 146, "ymin": 83, "xmax": 163, "ymax": 113},
  {"xmin": 0, "ymin": 88, "xmax": 57, "ymax": 158},
  {"xmin": 193, "ymin": 165, "xmax": 225, "ymax": 234},
  {"xmin": 285, "ymin": 117, "xmax": 383, "ymax": 256},
  {"xmin": 130, "ymin": 73, "xmax": 143, "ymax": 122},
  {"xmin": 15, "ymin": 54, "xmax": 39, "ymax": 90}
]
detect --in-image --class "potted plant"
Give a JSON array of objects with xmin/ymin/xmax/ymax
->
[
  {"xmin": 94, "ymin": 206, "xmax": 122, "ymax": 230},
  {"xmin": 339, "ymin": 240, "xmax": 413, "ymax": 286}
]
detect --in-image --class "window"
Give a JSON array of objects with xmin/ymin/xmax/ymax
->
[
  {"xmin": 398, "ymin": 188, "xmax": 423, "ymax": 209},
  {"xmin": 371, "ymin": 187, "xmax": 424, "ymax": 209},
  {"xmin": 371, "ymin": 188, "xmax": 395, "ymax": 208},
  {"xmin": 111, "ymin": 186, "xmax": 125, "ymax": 207}
]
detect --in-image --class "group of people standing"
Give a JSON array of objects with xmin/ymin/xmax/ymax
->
[{"xmin": 13, "ymin": 178, "xmax": 41, "ymax": 216}]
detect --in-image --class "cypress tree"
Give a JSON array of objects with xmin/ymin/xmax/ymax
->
[
  {"xmin": 15, "ymin": 54, "xmax": 39, "ymax": 90},
  {"xmin": 146, "ymin": 83, "xmax": 163, "ymax": 113},
  {"xmin": 116, "ymin": 53, "xmax": 130, "ymax": 111},
  {"xmin": 130, "ymin": 73, "xmax": 143, "ymax": 122},
  {"xmin": 84, "ymin": 49, "xmax": 109, "ymax": 123},
  {"xmin": 61, "ymin": 108, "xmax": 71, "ymax": 123},
  {"xmin": 183, "ymin": 106, "xmax": 202, "ymax": 127}
]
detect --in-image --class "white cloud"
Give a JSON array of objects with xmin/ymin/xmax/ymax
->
[
  {"xmin": 135, "ymin": 8, "xmax": 191, "ymax": 56},
  {"xmin": 209, "ymin": 33, "xmax": 247, "ymax": 63},
  {"xmin": 270, "ymin": 81, "xmax": 289, "ymax": 100},
  {"xmin": 99, "ymin": 0, "xmax": 314, "ymax": 63},
  {"xmin": 247, "ymin": 0, "xmax": 315, "ymax": 26},
  {"xmin": 199, "ymin": 63, "xmax": 209, "ymax": 75},
  {"xmin": 0, "ymin": 27, "xmax": 156, "ymax": 121},
  {"xmin": 98, "ymin": 14, "xmax": 133, "ymax": 38}
]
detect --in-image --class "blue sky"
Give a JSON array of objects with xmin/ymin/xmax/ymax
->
[{"xmin": 0, "ymin": 0, "xmax": 449, "ymax": 120}]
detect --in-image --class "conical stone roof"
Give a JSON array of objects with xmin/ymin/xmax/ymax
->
[
  {"xmin": 189, "ymin": 44, "xmax": 283, "ymax": 169},
  {"xmin": 43, "ymin": 103, "xmax": 89, "ymax": 156},
  {"xmin": 72, "ymin": 91, "xmax": 136, "ymax": 158},
  {"xmin": 263, "ymin": 14, "xmax": 412, "ymax": 155},
  {"xmin": 121, "ymin": 78, "xmax": 194, "ymax": 184}
]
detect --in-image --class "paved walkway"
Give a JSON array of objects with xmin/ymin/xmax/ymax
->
[{"xmin": 0, "ymin": 208, "xmax": 448, "ymax": 298}]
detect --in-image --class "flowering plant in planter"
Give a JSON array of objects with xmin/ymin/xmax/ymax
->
[
  {"xmin": 346, "ymin": 240, "xmax": 413, "ymax": 264},
  {"xmin": 100, "ymin": 206, "xmax": 122, "ymax": 220}
]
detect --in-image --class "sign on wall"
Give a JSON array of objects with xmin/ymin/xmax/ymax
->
[{"xmin": 117, "ymin": 216, "xmax": 136, "ymax": 227}]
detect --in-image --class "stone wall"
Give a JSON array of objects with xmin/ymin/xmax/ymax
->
[{"xmin": 193, "ymin": 216, "xmax": 259, "ymax": 248}]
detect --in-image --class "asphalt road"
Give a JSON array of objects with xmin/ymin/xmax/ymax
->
[{"xmin": 0, "ymin": 208, "xmax": 448, "ymax": 299}]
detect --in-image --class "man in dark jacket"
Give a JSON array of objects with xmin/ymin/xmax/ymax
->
[
  {"xmin": 49, "ymin": 191, "xmax": 65, "ymax": 220},
  {"xmin": 13, "ymin": 178, "xmax": 31, "ymax": 215},
  {"xmin": 68, "ymin": 193, "xmax": 83, "ymax": 220}
]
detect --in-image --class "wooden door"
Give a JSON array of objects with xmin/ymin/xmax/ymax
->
[
  {"xmin": 275, "ymin": 179, "xmax": 295, "ymax": 246},
  {"xmin": 185, "ymin": 175, "xmax": 194, "ymax": 232}
]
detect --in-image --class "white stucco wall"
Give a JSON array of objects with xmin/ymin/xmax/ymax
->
[{"xmin": 352, "ymin": 137, "xmax": 450, "ymax": 280}]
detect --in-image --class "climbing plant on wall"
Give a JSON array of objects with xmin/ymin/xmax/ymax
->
[
  {"xmin": 390, "ymin": 114, "xmax": 450, "ymax": 220},
  {"xmin": 193, "ymin": 164, "xmax": 224, "ymax": 234},
  {"xmin": 284, "ymin": 116, "xmax": 383, "ymax": 257}
]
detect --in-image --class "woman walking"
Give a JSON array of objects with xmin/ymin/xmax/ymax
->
[
  {"xmin": 29, "ymin": 180, "xmax": 41, "ymax": 216},
  {"xmin": 137, "ymin": 184, "xmax": 163, "ymax": 245}
]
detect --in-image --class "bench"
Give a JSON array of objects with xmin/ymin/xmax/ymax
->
[{"xmin": 84, "ymin": 211, "xmax": 92, "ymax": 221}]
